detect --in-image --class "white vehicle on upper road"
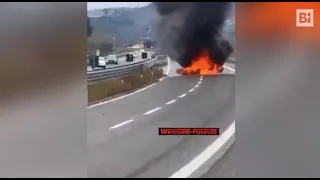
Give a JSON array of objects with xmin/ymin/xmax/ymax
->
[
  {"xmin": 98, "ymin": 56, "xmax": 107, "ymax": 68},
  {"xmin": 105, "ymin": 54, "xmax": 119, "ymax": 65}
]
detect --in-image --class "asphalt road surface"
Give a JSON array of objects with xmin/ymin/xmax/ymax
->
[
  {"xmin": 87, "ymin": 60, "xmax": 235, "ymax": 178},
  {"xmin": 202, "ymin": 143, "xmax": 235, "ymax": 178}
]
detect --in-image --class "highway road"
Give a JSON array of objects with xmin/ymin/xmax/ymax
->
[
  {"xmin": 87, "ymin": 53, "xmax": 143, "ymax": 72},
  {"xmin": 87, "ymin": 58, "xmax": 235, "ymax": 178}
]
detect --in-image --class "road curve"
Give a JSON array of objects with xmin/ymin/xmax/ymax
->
[{"xmin": 87, "ymin": 66, "xmax": 235, "ymax": 178}]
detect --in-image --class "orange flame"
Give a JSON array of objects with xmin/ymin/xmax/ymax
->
[{"xmin": 177, "ymin": 50, "xmax": 224, "ymax": 76}]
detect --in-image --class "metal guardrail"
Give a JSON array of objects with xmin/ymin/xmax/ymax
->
[
  {"xmin": 87, "ymin": 53, "xmax": 234, "ymax": 82},
  {"xmin": 154, "ymin": 59, "xmax": 168, "ymax": 67},
  {"xmin": 87, "ymin": 56, "xmax": 169, "ymax": 82},
  {"xmin": 153, "ymin": 55, "xmax": 169, "ymax": 67},
  {"xmin": 87, "ymin": 48, "xmax": 179, "ymax": 81},
  {"xmin": 88, "ymin": 58, "xmax": 154, "ymax": 81}
]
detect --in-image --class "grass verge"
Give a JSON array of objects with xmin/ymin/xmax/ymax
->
[{"xmin": 88, "ymin": 67, "xmax": 165, "ymax": 105}]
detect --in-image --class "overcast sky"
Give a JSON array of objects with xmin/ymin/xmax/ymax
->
[{"xmin": 87, "ymin": 2, "xmax": 151, "ymax": 10}]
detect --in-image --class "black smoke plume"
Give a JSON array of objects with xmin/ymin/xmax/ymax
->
[{"xmin": 154, "ymin": 2, "xmax": 233, "ymax": 67}]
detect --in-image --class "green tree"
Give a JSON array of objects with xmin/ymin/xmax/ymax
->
[{"xmin": 87, "ymin": 17, "xmax": 93, "ymax": 37}]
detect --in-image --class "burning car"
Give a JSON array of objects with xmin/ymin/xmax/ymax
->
[
  {"xmin": 154, "ymin": 2, "xmax": 233, "ymax": 76},
  {"xmin": 176, "ymin": 50, "xmax": 224, "ymax": 76}
]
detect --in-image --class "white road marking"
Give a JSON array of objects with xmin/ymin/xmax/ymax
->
[
  {"xmin": 159, "ymin": 77, "xmax": 165, "ymax": 81},
  {"xmin": 93, "ymin": 69, "xmax": 204, "ymax": 130},
  {"xmin": 109, "ymin": 119, "xmax": 134, "ymax": 129},
  {"xmin": 143, "ymin": 107, "xmax": 162, "ymax": 115},
  {"xmin": 165, "ymin": 57, "xmax": 171, "ymax": 75},
  {"xmin": 188, "ymin": 88, "xmax": 195, "ymax": 93},
  {"xmin": 170, "ymin": 121, "xmax": 235, "ymax": 178},
  {"xmin": 88, "ymin": 77, "xmax": 166, "ymax": 109},
  {"xmin": 223, "ymin": 65, "xmax": 235, "ymax": 72},
  {"xmin": 166, "ymin": 99, "xmax": 176, "ymax": 105}
]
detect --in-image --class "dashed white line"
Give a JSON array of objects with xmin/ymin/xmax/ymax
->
[
  {"xmin": 98, "ymin": 73, "xmax": 204, "ymax": 130},
  {"xmin": 223, "ymin": 65, "xmax": 235, "ymax": 72},
  {"xmin": 188, "ymin": 88, "xmax": 195, "ymax": 93},
  {"xmin": 170, "ymin": 121, "xmax": 235, "ymax": 178},
  {"xmin": 166, "ymin": 99, "xmax": 177, "ymax": 105},
  {"xmin": 109, "ymin": 119, "xmax": 134, "ymax": 129},
  {"xmin": 144, "ymin": 107, "xmax": 162, "ymax": 115}
]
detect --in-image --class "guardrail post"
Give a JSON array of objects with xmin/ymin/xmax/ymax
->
[
  {"xmin": 90, "ymin": 56, "xmax": 94, "ymax": 69},
  {"xmin": 92, "ymin": 55, "xmax": 99, "ymax": 69}
]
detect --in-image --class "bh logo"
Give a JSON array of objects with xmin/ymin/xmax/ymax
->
[{"xmin": 296, "ymin": 9, "xmax": 314, "ymax": 27}]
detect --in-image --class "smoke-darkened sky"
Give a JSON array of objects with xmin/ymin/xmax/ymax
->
[{"xmin": 155, "ymin": 2, "xmax": 234, "ymax": 67}]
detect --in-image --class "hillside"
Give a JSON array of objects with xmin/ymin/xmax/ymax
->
[
  {"xmin": 89, "ymin": 4, "xmax": 158, "ymax": 45},
  {"xmin": 88, "ymin": 3, "xmax": 235, "ymax": 46}
]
